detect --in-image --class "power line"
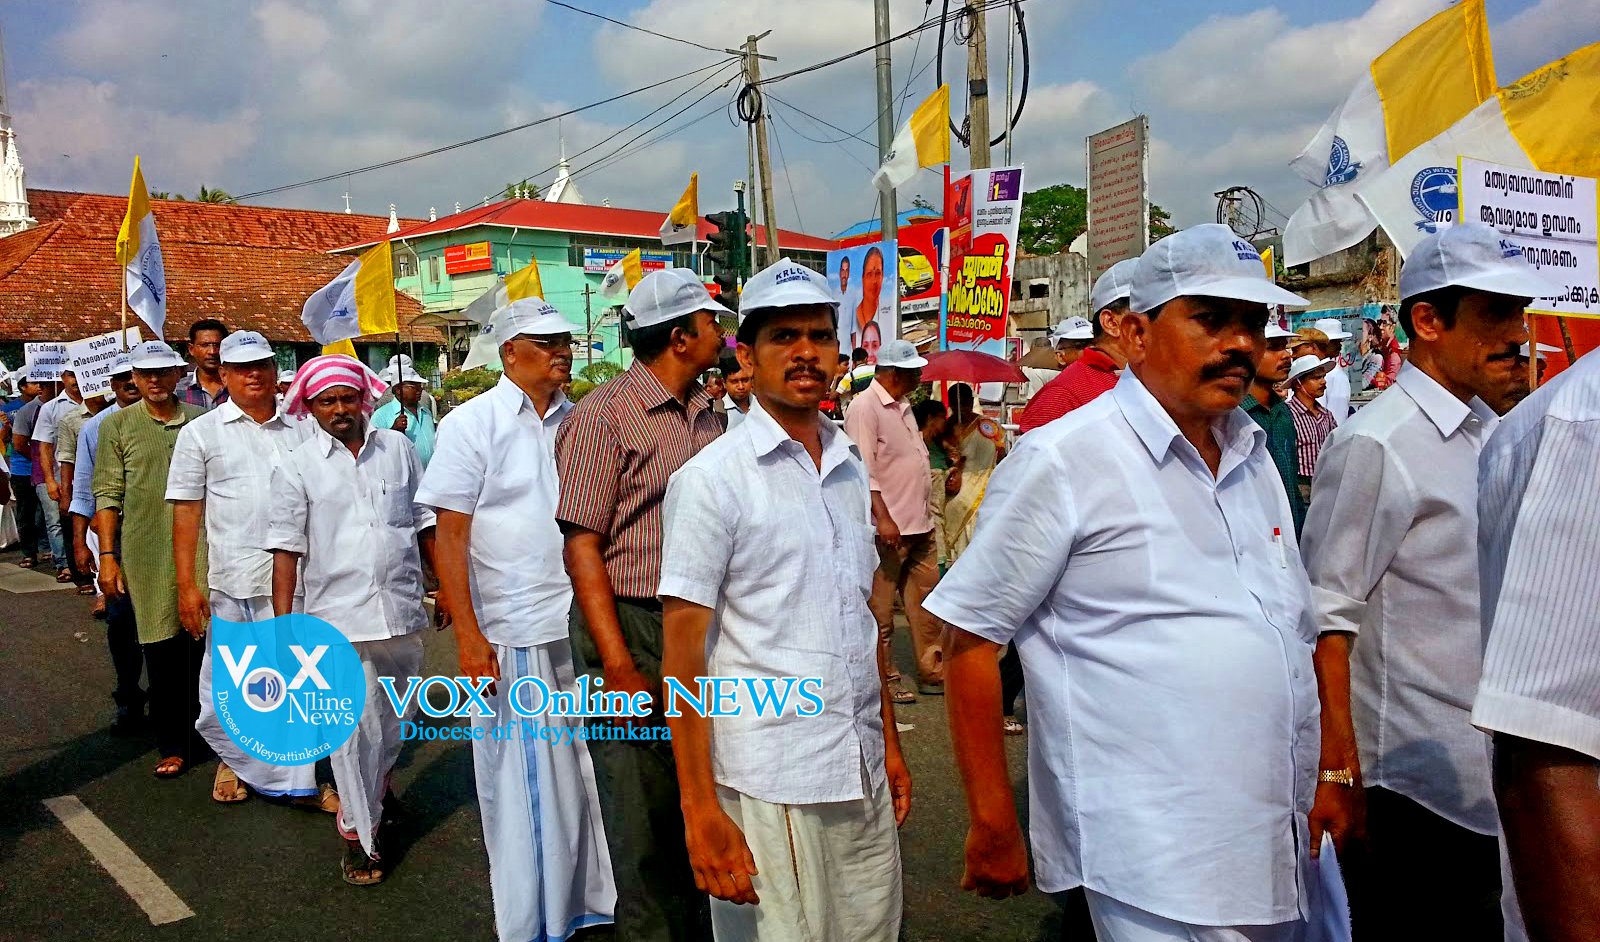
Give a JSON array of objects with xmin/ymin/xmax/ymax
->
[
  {"xmin": 564, "ymin": 81, "xmax": 737, "ymax": 184},
  {"xmin": 541, "ymin": 0, "xmax": 728, "ymax": 55},
  {"xmin": 755, "ymin": 0, "xmax": 1017, "ymax": 87},
  {"xmin": 768, "ymin": 115, "xmax": 807, "ymax": 235},
  {"xmin": 232, "ymin": 58, "xmax": 737, "ymax": 202}
]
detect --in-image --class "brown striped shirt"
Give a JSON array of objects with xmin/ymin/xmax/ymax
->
[{"xmin": 555, "ymin": 361, "xmax": 722, "ymax": 599}]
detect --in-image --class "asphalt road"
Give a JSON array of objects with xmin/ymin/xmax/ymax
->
[{"xmin": 0, "ymin": 548, "xmax": 1075, "ymax": 941}]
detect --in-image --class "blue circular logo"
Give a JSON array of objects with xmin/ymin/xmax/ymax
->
[
  {"xmin": 211, "ymin": 613, "xmax": 366, "ymax": 766},
  {"xmin": 1324, "ymin": 136, "xmax": 1361, "ymax": 186},
  {"xmin": 1410, "ymin": 167, "xmax": 1458, "ymax": 217}
]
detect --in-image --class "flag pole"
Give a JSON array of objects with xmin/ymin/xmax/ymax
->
[{"xmin": 120, "ymin": 275, "xmax": 130, "ymax": 351}]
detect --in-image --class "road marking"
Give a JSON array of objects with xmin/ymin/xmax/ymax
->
[{"xmin": 42, "ymin": 795, "xmax": 195, "ymax": 926}]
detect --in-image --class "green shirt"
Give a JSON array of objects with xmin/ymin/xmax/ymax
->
[
  {"xmin": 55, "ymin": 403, "xmax": 92, "ymax": 467},
  {"xmin": 93, "ymin": 400, "xmax": 208, "ymax": 644},
  {"xmin": 1242, "ymin": 391, "xmax": 1306, "ymax": 534}
]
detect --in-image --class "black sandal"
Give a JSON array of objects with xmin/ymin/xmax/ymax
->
[{"xmin": 341, "ymin": 838, "xmax": 384, "ymax": 886}]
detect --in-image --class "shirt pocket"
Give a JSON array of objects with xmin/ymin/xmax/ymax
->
[
  {"xmin": 378, "ymin": 478, "xmax": 414, "ymax": 528},
  {"xmin": 849, "ymin": 521, "xmax": 880, "ymax": 597}
]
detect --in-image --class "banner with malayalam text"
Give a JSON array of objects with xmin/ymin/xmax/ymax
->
[
  {"xmin": 1458, "ymin": 157, "xmax": 1599, "ymax": 317},
  {"xmin": 944, "ymin": 165, "xmax": 1024, "ymax": 347}
]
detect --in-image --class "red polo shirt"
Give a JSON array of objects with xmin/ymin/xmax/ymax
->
[{"xmin": 1017, "ymin": 347, "xmax": 1121, "ymax": 435}]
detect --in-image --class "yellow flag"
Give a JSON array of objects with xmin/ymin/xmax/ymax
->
[
  {"xmin": 873, "ymin": 85, "xmax": 950, "ymax": 191},
  {"xmin": 115, "ymin": 157, "xmax": 153, "ymax": 266},
  {"xmin": 115, "ymin": 156, "xmax": 168, "ymax": 337},
  {"xmin": 1501, "ymin": 42, "xmax": 1600, "ymax": 178},
  {"xmin": 660, "ymin": 173, "xmax": 699, "ymax": 245},
  {"xmin": 504, "ymin": 256, "xmax": 544, "ymax": 301},
  {"xmin": 1261, "ymin": 246, "xmax": 1275, "ymax": 281},
  {"xmin": 322, "ymin": 339, "xmax": 358, "ymax": 358},
  {"xmin": 354, "ymin": 241, "xmax": 398, "ymax": 335},
  {"xmin": 1370, "ymin": 0, "xmax": 1495, "ymax": 160},
  {"xmin": 599, "ymin": 248, "xmax": 644, "ymax": 300}
]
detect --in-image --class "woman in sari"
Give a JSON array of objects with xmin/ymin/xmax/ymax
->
[{"xmin": 943, "ymin": 384, "xmax": 1006, "ymax": 563}]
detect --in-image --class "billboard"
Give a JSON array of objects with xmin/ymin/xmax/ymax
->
[
  {"xmin": 444, "ymin": 241, "xmax": 493, "ymax": 275},
  {"xmin": 1087, "ymin": 116, "xmax": 1149, "ymax": 278},
  {"xmin": 944, "ymin": 166, "xmax": 1024, "ymax": 347},
  {"xmin": 828, "ymin": 239, "xmax": 897, "ymax": 363},
  {"xmin": 582, "ymin": 247, "xmax": 674, "ymax": 274}
]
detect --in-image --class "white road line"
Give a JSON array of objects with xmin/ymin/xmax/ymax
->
[{"xmin": 42, "ymin": 795, "xmax": 195, "ymax": 926}]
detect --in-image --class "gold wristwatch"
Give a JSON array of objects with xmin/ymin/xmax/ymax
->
[{"xmin": 1318, "ymin": 768, "xmax": 1356, "ymax": 787}]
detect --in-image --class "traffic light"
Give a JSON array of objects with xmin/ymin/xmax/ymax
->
[{"xmin": 705, "ymin": 209, "xmax": 748, "ymax": 300}]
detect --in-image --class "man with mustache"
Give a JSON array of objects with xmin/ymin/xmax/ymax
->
[
  {"xmin": 928, "ymin": 225, "xmax": 1321, "ymax": 941},
  {"xmin": 1243, "ymin": 320, "xmax": 1306, "ymax": 533},
  {"xmin": 267, "ymin": 355, "xmax": 439, "ymax": 885},
  {"xmin": 660, "ymin": 259, "xmax": 911, "ymax": 940},
  {"xmin": 418, "ymin": 299, "xmax": 616, "ymax": 940},
  {"xmin": 1302, "ymin": 223, "xmax": 1564, "ymax": 939}
]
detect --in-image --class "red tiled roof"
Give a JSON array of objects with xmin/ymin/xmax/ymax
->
[
  {"xmin": 0, "ymin": 190, "xmax": 438, "ymax": 344},
  {"xmin": 332, "ymin": 197, "xmax": 838, "ymax": 254}
]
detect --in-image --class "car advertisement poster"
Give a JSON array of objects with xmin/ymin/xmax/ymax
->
[
  {"xmin": 894, "ymin": 221, "xmax": 943, "ymax": 317},
  {"xmin": 944, "ymin": 165, "xmax": 1024, "ymax": 347},
  {"xmin": 827, "ymin": 239, "xmax": 897, "ymax": 363}
]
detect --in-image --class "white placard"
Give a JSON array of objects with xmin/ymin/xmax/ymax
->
[
  {"xmin": 23, "ymin": 343, "xmax": 70, "ymax": 382},
  {"xmin": 66, "ymin": 328, "xmax": 143, "ymax": 398},
  {"xmin": 1459, "ymin": 157, "xmax": 1600, "ymax": 318}
]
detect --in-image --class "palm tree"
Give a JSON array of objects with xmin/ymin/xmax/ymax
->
[{"xmin": 194, "ymin": 185, "xmax": 233, "ymax": 203}]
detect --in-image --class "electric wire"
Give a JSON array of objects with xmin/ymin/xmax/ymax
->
[{"xmin": 540, "ymin": 0, "xmax": 728, "ymax": 55}]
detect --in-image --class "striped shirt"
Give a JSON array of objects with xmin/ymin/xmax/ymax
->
[
  {"xmin": 1474, "ymin": 350, "xmax": 1600, "ymax": 761},
  {"xmin": 1286, "ymin": 394, "xmax": 1336, "ymax": 478},
  {"xmin": 554, "ymin": 361, "xmax": 721, "ymax": 599},
  {"xmin": 176, "ymin": 373, "xmax": 228, "ymax": 409},
  {"xmin": 93, "ymin": 400, "xmax": 210, "ymax": 644}
]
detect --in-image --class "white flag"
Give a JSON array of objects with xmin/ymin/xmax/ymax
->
[{"xmin": 115, "ymin": 158, "xmax": 167, "ymax": 339}]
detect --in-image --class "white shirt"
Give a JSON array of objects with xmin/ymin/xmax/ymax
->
[
  {"xmin": 1318, "ymin": 365, "xmax": 1352, "ymax": 426},
  {"xmin": 924, "ymin": 371, "xmax": 1319, "ymax": 927},
  {"xmin": 1302, "ymin": 361, "xmax": 1500, "ymax": 834},
  {"xmin": 1021, "ymin": 366, "xmax": 1060, "ymax": 399},
  {"xmin": 266, "ymin": 424, "xmax": 436, "ymax": 642},
  {"xmin": 659, "ymin": 399, "xmax": 885, "ymax": 807},
  {"xmin": 166, "ymin": 400, "xmax": 310, "ymax": 599},
  {"xmin": 32, "ymin": 391, "xmax": 79, "ymax": 463},
  {"xmin": 1474, "ymin": 350, "xmax": 1600, "ymax": 761},
  {"xmin": 416, "ymin": 376, "xmax": 572, "ymax": 647},
  {"xmin": 720, "ymin": 394, "xmax": 750, "ymax": 430}
]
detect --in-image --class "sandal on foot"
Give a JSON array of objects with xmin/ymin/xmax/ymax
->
[
  {"xmin": 293, "ymin": 783, "xmax": 340, "ymax": 814},
  {"xmin": 77, "ymin": 584, "xmax": 97, "ymax": 595},
  {"xmin": 211, "ymin": 763, "xmax": 249, "ymax": 803},
  {"xmin": 1002, "ymin": 716, "xmax": 1026, "ymax": 736},
  {"xmin": 56, "ymin": 569, "xmax": 73, "ymax": 583},
  {"xmin": 341, "ymin": 839, "xmax": 384, "ymax": 886},
  {"xmin": 153, "ymin": 756, "xmax": 186, "ymax": 778},
  {"xmin": 889, "ymin": 683, "xmax": 916, "ymax": 705},
  {"xmin": 18, "ymin": 558, "xmax": 35, "ymax": 569}
]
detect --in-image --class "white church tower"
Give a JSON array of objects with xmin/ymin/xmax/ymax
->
[
  {"xmin": 0, "ymin": 24, "xmax": 34, "ymax": 237},
  {"xmin": 543, "ymin": 137, "xmax": 586, "ymax": 206}
]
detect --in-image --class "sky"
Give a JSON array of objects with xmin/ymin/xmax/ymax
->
[{"xmin": 1, "ymin": 0, "xmax": 1595, "ymax": 240}]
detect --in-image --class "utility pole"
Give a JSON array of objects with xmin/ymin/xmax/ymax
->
[
  {"xmin": 1003, "ymin": 0, "xmax": 1015, "ymax": 165},
  {"xmin": 965, "ymin": 0, "xmax": 992, "ymax": 171},
  {"xmin": 584, "ymin": 283, "xmax": 594, "ymax": 369},
  {"xmin": 742, "ymin": 32, "xmax": 781, "ymax": 264},
  {"xmin": 873, "ymin": 0, "xmax": 900, "ymax": 334}
]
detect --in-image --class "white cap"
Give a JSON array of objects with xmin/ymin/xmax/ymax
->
[
  {"xmin": 1520, "ymin": 341, "xmax": 1561, "ymax": 361},
  {"xmin": 1130, "ymin": 224, "xmax": 1309, "ymax": 313},
  {"xmin": 1287, "ymin": 354, "xmax": 1334, "ymax": 385},
  {"xmin": 1265, "ymin": 321, "xmax": 1294, "ymax": 340},
  {"xmin": 1089, "ymin": 258, "xmax": 1139, "ymax": 314},
  {"xmin": 1050, "ymin": 316, "xmax": 1094, "ymax": 344},
  {"xmin": 110, "ymin": 353, "xmax": 134, "ymax": 375},
  {"xmin": 874, "ymin": 338, "xmax": 928, "ymax": 370},
  {"xmin": 491, "ymin": 297, "xmax": 580, "ymax": 346},
  {"xmin": 1399, "ymin": 222, "xmax": 1566, "ymax": 302},
  {"xmin": 277, "ymin": 369, "xmax": 296, "ymax": 384},
  {"xmin": 738, "ymin": 257, "xmax": 838, "ymax": 316},
  {"xmin": 128, "ymin": 340, "xmax": 188, "ymax": 370},
  {"xmin": 1311, "ymin": 317, "xmax": 1352, "ymax": 341},
  {"xmin": 219, "ymin": 330, "xmax": 276, "ymax": 364},
  {"xmin": 624, "ymin": 268, "xmax": 720, "ymax": 329}
]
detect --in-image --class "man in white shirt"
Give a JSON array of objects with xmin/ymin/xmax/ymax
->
[
  {"xmin": 1474, "ymin": 348, "xmax": 1600, "ymax": 941},
  {"xmin": 1311, "ymin": 317, "xmax": 1354, "ymax": 424},
  {"xmin": 660, "ymin": 258, "xmax": 910, "ymax": 941},
  {"xmin": 418, "ymin": 299, "xmax": 616, "ymax": 941},
  {"xmin": 267, "ymin": 354, "xmax": 439, "ymax": 886},
  {"xmin": 927, "ymin": 224, "xmax": 1320, "ymax": 941},
  {"xmin": 33, "ymin": 368, "xmax": 84, "ymax": 579},
  {"xmin": 1303, "ymin": 223, "xmax": 1563, "ymax": 940},
  {"xmin": 717, "ymin": 352, "xmax": 752, "ymax": 430},
  {"xmin": 166, "ymin": 331, "xmax": 327, "ymax": 808}
]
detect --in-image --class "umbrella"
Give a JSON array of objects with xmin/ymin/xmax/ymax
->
[{"xmin": 919, "ymin": 349, "xmax": 1027, "ymax": 384}]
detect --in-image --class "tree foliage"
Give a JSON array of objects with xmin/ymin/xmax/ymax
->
[{"xmin": 1018, "ymin": 182, "xmax": 1176, "ymax": 256}]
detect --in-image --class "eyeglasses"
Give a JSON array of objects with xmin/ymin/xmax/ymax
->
[{"xmin": 516, "ymin": 334, "xmax": 574, "ymax": 350}]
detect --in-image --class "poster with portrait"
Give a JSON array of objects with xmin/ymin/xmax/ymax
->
[
  {"xmin": 827, "ymin": 239, "xmax": 896, "ymax": 364},
  {"xmin": 1290, "ymin": 303, "xmax": 1404, "ymax": 396}
]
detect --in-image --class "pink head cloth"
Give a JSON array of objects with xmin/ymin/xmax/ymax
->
[{"xmin": 283, "ymin": 354, "xmax": 388, "ymax": 417}]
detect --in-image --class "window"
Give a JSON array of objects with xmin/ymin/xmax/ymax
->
[
  {"xmin": 394, "ymin": 256, "xmax": 415, "ymax": 278},
  {"xmin": 428, "ymin": 256, "xmax": 440, "ymax": 282}
]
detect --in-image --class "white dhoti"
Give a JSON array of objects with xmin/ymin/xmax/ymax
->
[
  {"xmin": 710, "ymin": 768, "xmax": 902, "ymax": 942},
  {"xmin": 331, "ymin": 632, "xmax": 424, "ymax": 856},
  {"xmin": 472, "ymin": 641, "xmax": 616, "ymax": 942},
  {"xmin": 195, "ymin": 593, "xmax": 318, "ymax": 797},
  {"xmin": 1084, "ymin": 890, "xmax": 1307, "ymax": 942}
]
